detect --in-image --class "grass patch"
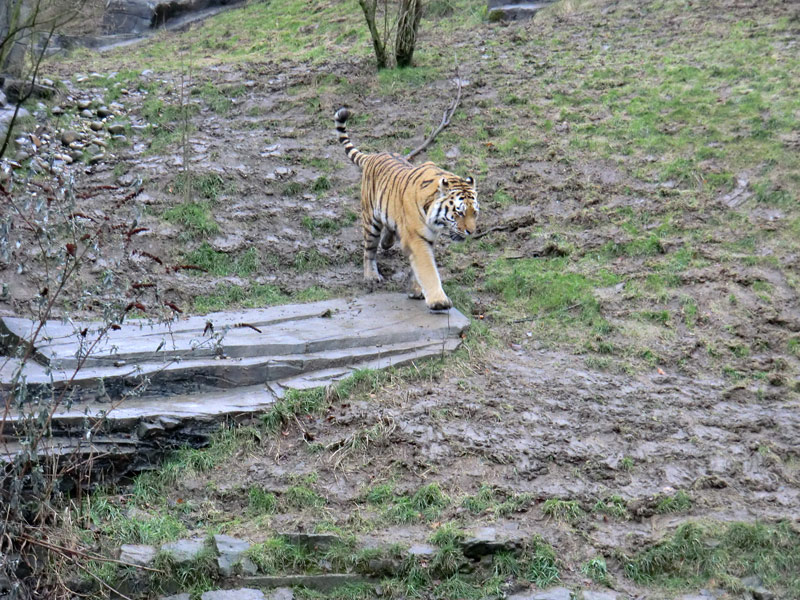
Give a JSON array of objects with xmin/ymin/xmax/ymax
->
[
  {"xmin": 293, "ymin": 249, "xmax": 329, "ymax": 272},
  {"xmin": 385, "ymin": 483, "xmax": 451, "ymax": 524},
  {"xmin": 248, "ymin": 486, "xmax": 278, "ymax": 514},
  {"xmin": 301, "ymin": 211, "xmax": 357, "ymax": 234},
  {"xmin": 462, "ymin": 485, "xmax": 533, "ymax": 518},
  {"xmin": 163, "ymin": 201, "xmax": 219, "ymax": 236},
  {"xmin": 542, "ymin": 498, "xmax": 584, "ymax": 523},
  {"xmin": 172, "ymin": 171, "xmax": 226, "ymax": 201},
  {"xmin": 152, "ymin": 549, "xmax": 219, "ymax": 597},
  {"xmin": 593, "ymin": 495, "xmax": 629, "ymax": 519},
  {"xmin": 655, "ymin": 490, "xmax": 692, "ymax": 514},
  {"xmin": 184, "ymin": 243, "xmax": 260, "ymax": 276},
  {"xmin": 582, "ymin": 556, "xmax": 610, "ymax": 586},
  {"xmin": 625, "ymin": 521, "xmax": 800, "ymax": 596},
  {"xmin": 486, "ymin": 256, "xmax": 619, "ymax": 326}
]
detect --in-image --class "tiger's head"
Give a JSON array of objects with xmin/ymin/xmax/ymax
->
[{"xmin": 429, "ymin": 176, "xmax": 479, "ymax": 242}]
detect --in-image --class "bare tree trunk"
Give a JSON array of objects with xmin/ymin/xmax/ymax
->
[
  {"xmin": 395, "ymin": 0, "xmax": 422, "ymax": 68},
  {"xmin": 358, "ymin": 0, "xmax": 388, "ymax": 70},
  {"xmin": 1, "ymin": 0, "xmax": 36, "ymax": 78}
]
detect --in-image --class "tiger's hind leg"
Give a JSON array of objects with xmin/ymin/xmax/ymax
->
[
  {"xmin": 380, "ymin": 228, "xmax": 396, "ymax": 251},
  {"xmin": 363, "ymin": 214, "xmax": 384, "ymax": 283},
  {"xmin": 408, "ymin": 272, "xmax": 424, "ymax": 299}
]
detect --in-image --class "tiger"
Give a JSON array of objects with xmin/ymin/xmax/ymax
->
[{"xmin": 333, "ymin": 107, "xmax": 479, "ymax": 311}]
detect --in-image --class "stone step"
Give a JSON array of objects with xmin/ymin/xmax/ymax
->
[
  {"xmin": 1, "ymin": 336, "xmax": 458, "ymax": 402},
  {"xmin": 1, "ymin": 294, "xmax": 465, "ymax": 369},
  {"xmin": 1, "ymin": 294, "xmax": 469, "ymax": 401},
  {"xmin": 1, "ymin": 295, "xmax": 469, "ymax": 477},
  {"xmin": 3, "ymin": 338, "xmax": 460, "ymax": 436}
]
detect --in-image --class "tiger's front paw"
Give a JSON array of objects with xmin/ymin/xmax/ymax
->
[{"xmin": 426, "ymin": 295, "xmax": 453, "ymax": 311}]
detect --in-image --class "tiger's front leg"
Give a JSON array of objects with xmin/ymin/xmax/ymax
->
[{"xmin": 405, "ymin": 238, "xmax": 452, "ymax": 311}]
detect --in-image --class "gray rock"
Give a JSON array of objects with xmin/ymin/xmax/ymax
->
[
  {"xmin": 278, "ymin": 533, "xmax": 339, "ymax": 551},
  {"xmin": 267, "ymin": 590, "xmax": 293, "ymax": 600},
  {"xmin": 108, "ymin": 123, "xmax": 127, "ymax": 135},
  {"xmin": 0, "ymin": 90, "xmax": 6, "ymax": 107},
  {"xmin": 508, "ymin": 588, "xmax": 573, "ymax": 600},
  {"xmin": 0, "ymin": 107, "xmax": 30, "ymax": 136},
  {"xmin": 90, "ymin": 121, "xmax": 104, "ymax": 131},
  {"xmin": 407, "ymin": 543, "xmax": 436, "ymax": 557},
  {"xmin": 161, "ymin": 594, "xmax": 191, "ymax": 600},
  {"xmin": 201, "ymin": 590, "xmax": 265, "ymax": 600},
  {"xmin": 77, "ymin": 99, "xmax": 92, "ymax": 110},
  {"xmin": 51, "ymin": 105, "xmax": 64, "ymax": 115},
  {"xmin": 581, "ymin": 592, "xmax": 618, "ymax": 600},
  {"xmin": 118, "ymin": 544, "xmax": 157, "ymax": 566},
  {"xmin": 214, "ymin": 534, "xmax": 251, "ymax": 577},
  {"xmin": 161, "ymin": 538, "xmax": 207, "ymax": 565},
  {"xmin": 751, "ymin": 589, "xmax": 775, "ymax": 600},
  {"xmin": 2, "ymin": 78, "xmax": 55, "ymax": 102},
  {"xmin": 461, "ymin": 527, "xmax": 520, "ymax": 558},
  {"xmin": 367, "ymin": 557, "xmax": 402, "ymax": 576},
  {"xmin": 97, "ymin": 106, "xmax": 113, "ymax": 118},
  {"xmin": 80, "ymin": 109, "xmax": 94, "ymax": 119},
  {"xmin": 88, "ymin": 153, "xmax": 105, "ymax": 165},
  {"xmin": 240, "ymin": 557, "xmax": 258, "ymax": 576},
  {"xmin": 110, "ymin": 102, "xmax": 125, "ymax": 112},
  {"xmin": 137, "ymin": 420, "xmax": 165, "ymax": 439},
  {"xmin": 445, "ymin": 146, "xmax": 460, "ymax": 159},
  {"xmin": 60, "ymin": 129, "xmax": 79, "ymax": 146}
]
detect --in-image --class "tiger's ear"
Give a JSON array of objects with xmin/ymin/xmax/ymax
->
[
  {"xmin": 465, "ymin": 176, "xmax": 475, "ymax": 186},
  {"xmin": 438, "ymin": 178, "xmax": 450, "ymax": 194}
]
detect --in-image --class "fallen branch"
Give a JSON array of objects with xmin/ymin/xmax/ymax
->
[
  {"xmin": 405, "ymin": 72, "xmax": 463, "ymax": 161},
  {"xmin": 20, "ymin": 535, "xmax": 163, "ymax": 573},
  {"xmin": 473, "ymin": 213, "xmax": 536, "ymax": 240}
]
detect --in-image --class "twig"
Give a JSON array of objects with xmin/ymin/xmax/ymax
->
[
  {"xmin": 473, "ymin": 214, "xmax": 536, "ymax": 240},
  {"xmin": 405, "ymin": 70, "xmax": 463, "ymax": 161},
  {"xmin": 20, "ymin": 535, "xmax": 163, "ymax": 573}
]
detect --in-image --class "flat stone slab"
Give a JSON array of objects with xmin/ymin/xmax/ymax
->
[
  {"xmin": 1, "ymin": 294, "xmax": 468, "ymax": 368},
  {"xmin": 1, "ymin": 295, "xmax": 469, "ymax": 403},
  {"xmin": 1, "ymin": 295, "xmax": 468, "ymax": 477}
]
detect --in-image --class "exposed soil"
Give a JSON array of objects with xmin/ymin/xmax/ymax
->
[{"xmin": 2, "ymin": 0, "xmax": 799, "ymax": 597}]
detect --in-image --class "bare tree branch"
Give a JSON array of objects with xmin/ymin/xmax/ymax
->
[{"xmin": 405, "ymin": 72, "xmax": 463, "ymax": 162}]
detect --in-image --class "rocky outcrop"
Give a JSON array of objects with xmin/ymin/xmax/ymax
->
[
  {"xmin": 486, "ymin": 0, "xmax": 557, "ymax": 21},
  {"xmin": 103, "ymin": 0, "xmax": 243, "ymax": 34}
]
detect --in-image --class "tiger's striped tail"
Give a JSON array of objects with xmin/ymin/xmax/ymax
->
[{"xmin": 334, "ymin": 107, "xmax": 366, "ymax": 168}]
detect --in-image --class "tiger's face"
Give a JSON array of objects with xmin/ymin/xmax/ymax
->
[{"xmin": 431, "ymin": 176, "xmax": 479, "ymax": 242}]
